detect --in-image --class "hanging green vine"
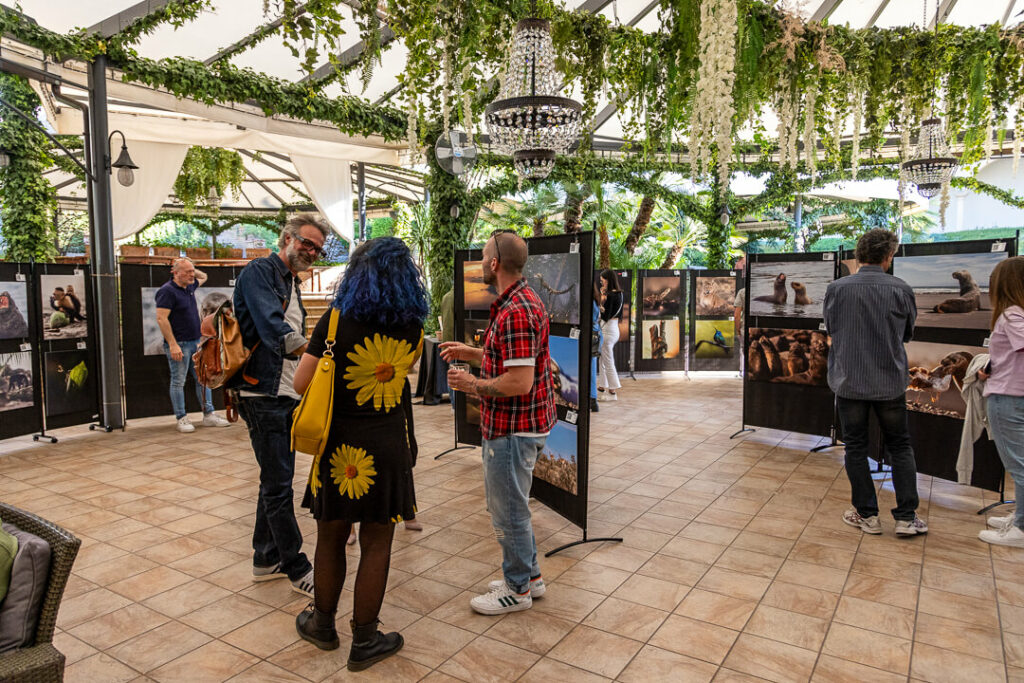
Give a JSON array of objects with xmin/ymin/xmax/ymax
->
[
  {"xmin": 0, "ymin": 73, "xmax": 58, "ymax": 262},
  {"xmin": 173, "ymin": 147, "xmax": 246, "ymax": 214}
]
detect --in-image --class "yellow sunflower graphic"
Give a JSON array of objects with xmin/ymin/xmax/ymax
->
[
  {"xmin": 308, "ymin": 450, "xmax": 323, "ymax": 497},
  {"xmin": 330, "ymin": 445, "xmax": 377, "ymax": 500},
  {"xmin": 345, "ymin": 333, "xmax": 416, "ymax": 412}
]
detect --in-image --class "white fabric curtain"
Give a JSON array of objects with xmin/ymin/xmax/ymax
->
[
  {"xmin": 290, "ymin": 154, "xmax": 354, "ymax": 242},
  {"xmin": 110, "ymin": 140, "xmax": 188, "ymax": 240}
]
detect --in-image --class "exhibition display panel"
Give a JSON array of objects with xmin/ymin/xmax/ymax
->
[
  {"xmin": 688, "ymin": 268, "xmax": 742, "ymax": 372},
  {"xmin": 633, "ymin": 269, "xmax": 687, "ymax": 372}
]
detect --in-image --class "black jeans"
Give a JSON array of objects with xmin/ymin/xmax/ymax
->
[
  {"xmin": 238, "ymin": 395, "xmax": 311, "ymax": 581},
  {"xmin": 836, "ymin": 396, "xmax": 919, "ymax": 522}
]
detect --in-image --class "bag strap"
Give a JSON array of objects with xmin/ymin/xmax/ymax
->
[{"xmin": 324, "ymin": 308, "xmax": 340, "ymax": 358}]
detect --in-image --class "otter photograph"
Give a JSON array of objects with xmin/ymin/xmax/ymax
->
[
  {"xmin": 641, "ymin": 318, "xmax": 680, "ymax": 360},
  {"xmin": 533, "ymin": 420, "xmax": 578, "ymax": 495},
  {"xmin": 0, "ymin": 281, "xmax": 29, "ymax": 340},
  {"xmin": 893, "ymin": 252, "xmax": 1006, "ymax": 330},
  {"xmin": 463, "ymin": 260, "xmax": 499, "ymax": 311},
  {"xmin": 746, "ymin": 328, "xmax": 830, "ymax": 386},
  {"xmin": 548, "ymin": 335, "xmax": 580, "ymax": 410},
  {"xmin": 39, "ymin": 273, "xmax": 88, "ymax": 340},
  {"xmin": 695, "ymin": 276, "xmax": 736, "ymax": 317},
  {"xmin": 642, "ymin": 276, "xmax": 683, "ymax": 317},
  {"xmin": 0, "ymin": 351, "xmax": 33, "ymax": 413},
  {"xmin": 140, "ymin": 287, "xmax": 234, "ymax": 356},
  {"xmin": 523, "ymin": 252, "xmax": 580, "ymax": 325},
  {"xmin": 693, "ymin": 320, "xmax": 734, "ymax": 359},
  {"xmin": 905, "ymin": 342, "xmax": 987, "ymax": 419},
  {"xmin": 748, "ymin": 261, "xmax": 833, "ymax": 319}
]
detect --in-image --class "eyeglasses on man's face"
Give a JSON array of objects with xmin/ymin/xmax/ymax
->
[{"xmin": 292, "ymin": 233, "xmax": 326, "ymax": 258}]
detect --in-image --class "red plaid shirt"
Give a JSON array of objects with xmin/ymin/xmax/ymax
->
[{"xmin": 479, "ymin": 278, "xmax": 556, "ymax": 439}]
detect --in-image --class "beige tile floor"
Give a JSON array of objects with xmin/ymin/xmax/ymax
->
[{"xmin": 0, "ymin": 375, "xmax": 1020, "ymax": 682}]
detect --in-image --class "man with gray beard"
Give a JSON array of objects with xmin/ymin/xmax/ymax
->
[{"xmin": 229, "ymin": 214, "xmax": 328, "ymax": 597}]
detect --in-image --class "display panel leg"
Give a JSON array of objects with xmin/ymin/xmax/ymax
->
[
  {"xmin": 730, "ymin": 426, "xmax": 755, "ymax": 439},
  {"xmin": 978, "ymin": 479, "xmax": 1014, "ymax": 515},
  {"xmin": 545, "ymin": 530, "xmax": 623, "ymax": 558},
  {"xmin": 89, "ymin": 423, "xmax": 114, "ymax": 433},
  {"xmin": 810, "ymin": 434, "xmax": 842, "ymax": 453},
  {"xmin": 435, "ymin": 445, "xmax": 475, "ymax": 460},
  {"xmin": 32, "ymin": 432, "xmax": 57, "ymax": 444}
]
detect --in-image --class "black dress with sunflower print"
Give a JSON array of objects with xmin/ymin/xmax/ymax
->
[{"xmin": 301, "ymin": 310, "xmax": 423, "ymax": 524}]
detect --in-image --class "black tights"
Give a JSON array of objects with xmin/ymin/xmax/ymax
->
[{"xmin": 313, "ymin": 519, "xmax": 395, "ymax": 626}]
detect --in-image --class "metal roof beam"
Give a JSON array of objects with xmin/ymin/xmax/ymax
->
[
  {"xmin": 811, "ymin": 0, "xmax": 844, "ymax": 22},
  {"xmin": 930, "ymin": 0, "xmax": 959, "ymax": 28},
  {"xmin": 300, "ymin": 25, "xmax": 397, "ymax": 83},
  {"xmin": 866, "ymin": 0, "xmax": 891, "ymax": 28},
  {"xmin": 243, "ymin": 167, "xmax": 288, "ymax": 205},
  {"xmin": 86, "ymin": 0, "xmax": 176, "ymax": 38},
  {"xmin": 238, "ymin": 149, "xmax": 301, "ymax": 181},
  {"xmin": 205, "ymin": 2, "xmax": 310, "ymax": 64},
  {"xmin": 1003, "ymin": 0, "xmax": 1018, "ymax": 24}
]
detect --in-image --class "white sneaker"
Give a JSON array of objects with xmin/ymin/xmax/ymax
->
[
  {"xmin": 608, "ymin": 392, "xmax": 618, "ymax": 401},
  {"xmin": 980, "ymin": 524, "xmax": 1024, "ymax": 547},
  {"xmin": 470, "ymin": 581, "xmax": 532, "ymax": 615},
  {"xmin": 841, "ymin": 507, "xmax": 882, "ymax": 534},
  {"xmin": 488, "ymin": 575, "xmax": 545, "ymax": 598},
  {"xmin": 291, "ymin": 569, "xmax": 315, "ymax": 598},
  {"xmin": 988, "ymin": 514, "xmax": 1015, "ymax": 530},
  {"xmin": 894, "ymin": 516, "xmax": 928, "ymax": 536},
  {"xmin": 202, "ymin": 413, "xmax": 231, "ymax": 428},
  {"xmin": 176, "ymin": 416, "xmax": 195, "ymax": 433}
]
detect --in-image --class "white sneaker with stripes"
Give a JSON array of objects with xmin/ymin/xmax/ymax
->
[{"xmin": 470, "ymin": 581, "xmax": 532, "ymax": 615}]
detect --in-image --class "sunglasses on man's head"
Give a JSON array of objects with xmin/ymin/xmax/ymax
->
[
  {"xmin": 292, "ymin": 234, "xmax": 325, "ymax": 258},
  {"xmin": 490, "ymin": 229, "xmax": 516, "ymax": 263}
]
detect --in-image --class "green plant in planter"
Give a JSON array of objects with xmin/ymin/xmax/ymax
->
[{"xmin": 173, "ymin": 147, "xmax": 246, "ymax": 214}]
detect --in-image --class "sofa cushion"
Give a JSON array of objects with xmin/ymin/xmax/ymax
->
[
  {"xmin": 0, "ymin": 524, "xmax": 16, "ymax": 604},
  {"xmin": 0, "ymin": 523, "xmax": 51, "ymax": 653}
]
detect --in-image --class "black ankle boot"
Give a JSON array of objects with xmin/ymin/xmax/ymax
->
[
  {"xmin": 347, "ymin": 618, "xmax": 404, "ymax": 671},
  {"xmin": 296, "ymin": 603, "xmax": 339, "ymax": 650}
]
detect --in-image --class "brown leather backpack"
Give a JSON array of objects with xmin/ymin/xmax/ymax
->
[{"xmin": 193, "ymin": 301, "xmax": 250, "ymax": 394}]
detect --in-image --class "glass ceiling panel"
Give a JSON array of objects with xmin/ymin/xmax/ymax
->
[
  {"xmin": 134, "ymin": 0, "xmax": 273, "ymax": 62},
  {"xmin": 874, "ymin": 0, "xmax": 935, "ymax": 29},
  {"xmin": 945, "ymin": 0, "xmax": 1015, "ymax": 26},
  {"xmin": 827, "ymin": 0, "xmax": 885, "ymax": 27},
  {"xmin": 17, "ymin": 0, "xmax": 139, "ymax": 34}
]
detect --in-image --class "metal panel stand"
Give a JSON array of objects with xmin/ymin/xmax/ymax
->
[
  {"xmin": 730, "ymin": 426, "xmax": 755, "ymax": 439},
  {"xmin": 545, "ymin": 531, "xmax": 623, "ymax": 557}
]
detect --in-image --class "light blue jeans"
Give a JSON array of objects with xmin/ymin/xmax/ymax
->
[
  {"xmin": 164, "ymin": 339, "xmax": 214, "ymax": 419},
  {"xmin": 987, "ymin": 394, "xmax": 1024, "ymax": 530},
  {"xmin": 482, "ymin": 435, "xmax": 545, "ymax": 594}
]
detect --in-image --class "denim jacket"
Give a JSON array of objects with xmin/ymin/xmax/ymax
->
[{"xmin": 227, "ymin": 255, "xmax": 307, "ymax": 396}]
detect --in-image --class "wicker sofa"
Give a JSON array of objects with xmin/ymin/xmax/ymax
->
[{"xmin": 0, "ymin": 503, "xmax": 81, "ymax": 683}]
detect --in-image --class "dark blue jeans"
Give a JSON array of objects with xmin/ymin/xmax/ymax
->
[
  {"xmin": 164, "ymin": 339, "xmax": 213, "ymax": 419},
  {"xmin": 237, "ymin": 395, "xmax": 310, "ymax": 580},
  {"xmin": 836, "ymin": 396, "xmax": 920, "ymax": 522}
]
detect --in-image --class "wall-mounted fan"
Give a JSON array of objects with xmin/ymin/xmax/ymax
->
[{"xmin": 434, "ymin": 129, "xmax": 478, "ymax": 176}]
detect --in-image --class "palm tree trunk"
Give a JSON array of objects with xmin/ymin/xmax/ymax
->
[
  {"xmin": 563, "ymin": 192, "xmax": 586, "ymax": 233},
  {"xmin": 598, "ymin": 222, "xmax": 611, "ymax": 269},
  {"xmin": 624, "ymin": 195, "xmax": 656, "ymax": 255},
  {"xmin": 533, "ymin": 218, "xmax": 546, "ymax": 238},
  {"xmin": 659, "ymin": 240, "xmax": 685, "ymax": 269}
]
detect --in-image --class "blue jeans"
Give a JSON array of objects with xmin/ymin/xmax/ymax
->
[
  {"xmin": 237, "ymin": 395, "xmax": 311, "ymax": 581},
  {"xmin": 164, "ymin": 339, "xmax": 214, "ymax": 419},
  {"xmin": 482, "ymin": 435, "xmax": 545, "ymax": 594},
  {"xmin": 836, "ymin": 396, "xmax": 920, "ymax": 521},
  {"xmin": 987, "ymin": 394, "xmax": 1024, "ymax": 530}
]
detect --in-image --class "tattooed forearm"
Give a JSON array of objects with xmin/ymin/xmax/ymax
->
[{"xmin": 473, "ymin": 377, "xmax": 506, "ymax": 397}]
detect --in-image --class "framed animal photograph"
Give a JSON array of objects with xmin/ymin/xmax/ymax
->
[
  {"xmin": 905, "ymin": 341, "xmax": 988, "ymax": 419},
  {"xmin": 140, "ymin": 286, "xmax": 234, "ymax": 356},
  {"xmin": 746, "ymin": 328, "xmax": 830, "ymax": 386},
  {"xmin": 748, "ymin": 260, "xmax": 833, "ymax": 319},
  {"xmin": 548, "ymin": 335, "xmax": 580, "ymax": 411},
  {"xmin": 0, "ymin": 282, "xmax": 30, "ymax": 340},
  {"xmin": 39, "ymin": 272, "xmax": 88, "ymax": 340},
  {"xmin": 463, "ymin": 260, "xmax": 499, "ymax": 312},
  {"xmin": 44, "ymin": 349, "xmax": 95, "ymax": 416},
  {"xmin": 533, "ymin": 420, "xmax": 578, "ymax": 495},
  {"xmin": 641, "ymin": 318, "xmax": 681, "ymax": 360},
  {"xmin": 523, "ymin": 252, "xmax": 581, "ymax": 325},
  {"xmin": 642, "ymin": 276, "xmax": 683, "ymax": 317},
  {"xmin": 694, "ymin": 276, "xmax": 736, "ymax": 317},
  {"xmin": 693, "ymin": 320, "xmax": 735, "ymax": 359},
  {"xmin": 0, "ymin": 351, "xmax": 34, "ymax": 413},
  {"xmin": 893, "ymin": 251, "xmax": 1007, "ymax": 330}
]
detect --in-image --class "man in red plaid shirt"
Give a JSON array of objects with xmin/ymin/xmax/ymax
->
[{"xmin": 442, "ymin": 231, "xmax": 555, "ymax": 615}]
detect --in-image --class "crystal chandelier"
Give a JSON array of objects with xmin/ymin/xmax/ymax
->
[
  {"xmin": 485, "ymin": 17, "xmax": 582, "ymax": 181},
  {"xmin": 902, "ymin": 120, "xmax": 958, "ymax": 199}
]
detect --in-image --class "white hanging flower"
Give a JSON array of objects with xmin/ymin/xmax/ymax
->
[
  {"xmin": 690, "ymin": 0, "xmax": 738, "ymax": 195},
  {"xmin": 940, "ymin": 177, "xmax": 951, "ymax": 229},
  {"xmin": 851, "ymin": 83, "xmax": 863, "ymax": 180},
  {"xmin": 803, "ymin": 82, "xmax": 817, "ymax": 182},
  {"xmin": 984, "ymin": 106, "xmax": 994, "ymax": 162}
]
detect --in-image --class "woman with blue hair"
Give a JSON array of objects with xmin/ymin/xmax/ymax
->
[{"xmin": 292, "ymin": 237, "xmax": 428, "ymax": 670}]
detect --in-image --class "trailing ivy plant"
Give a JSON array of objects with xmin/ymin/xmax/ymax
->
[
  {"xmin": 172, "ymin": 147, "xmax": 246, "ymax": 214},
  {"xmin": 0, "ymin": 73, "xmax": 58, "ymax": 262}
]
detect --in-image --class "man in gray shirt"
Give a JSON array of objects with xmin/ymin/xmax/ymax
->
[{"xmin": 823, "ymin": 229, "xmax": 927, "ymax": 537}]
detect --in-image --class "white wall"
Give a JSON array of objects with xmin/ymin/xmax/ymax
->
[{"xmin": 935, "ymin": 158, "xmax": 1024, "ymax": 232}]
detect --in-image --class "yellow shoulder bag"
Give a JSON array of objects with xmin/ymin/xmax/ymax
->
[{"xmin": 291, "ymin": 308, "xmax": 340, "ymax": 455}]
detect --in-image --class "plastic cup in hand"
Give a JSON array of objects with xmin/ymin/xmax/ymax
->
[{"xmin": 449, "ymin": 362, "xmax": 470, "ymax": 391}]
